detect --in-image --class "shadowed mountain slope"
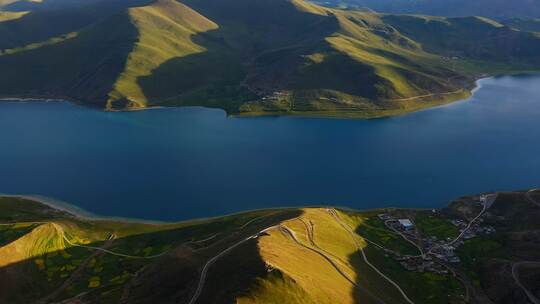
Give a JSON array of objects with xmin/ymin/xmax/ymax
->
[
  {"xmin": 0, "ymin": 197, "xmax": 458, "ymax": 303},
  {"xmin": 504, "ymin": 18, "xmax": 540, "ymax": 33},
  {"xmin": 2, "ymin": 192, "xmax": 540, "ymax": 303},
  {"xmin": 312, "ymin": 0, "xmax": 540, "ymax": 20},
  {"xmin": 1, "ymin": 0, "xmax": 540, "ymax": 117},
  {"xmin": 107, "ymin": 0, "xmax": 220, "ymax": 109}
]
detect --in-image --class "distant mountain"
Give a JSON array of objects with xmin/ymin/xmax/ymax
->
[
  {"xmin": 504, "ymin": 18, "xmax": 540, "ymax": 32},
  {"xmin": 0, "ymin": 0, "xmax": 539, "ymax": 117},
  {"xmin": 313, "ymin": 0, "xmax": 540, "ymax": 20}
]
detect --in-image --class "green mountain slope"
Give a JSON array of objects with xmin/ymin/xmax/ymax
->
[
  {"xmin": 0, "ymin": 0, "xmax": 539, "ymax": 117},
  {"xmin": 311, "ymin": 0, "xmax": 540, "ymax": 20},
  {"xmin": 382, "ymin": 15, "xmax": 540, "ymax": 61},
  {"xmin": 107, "ymin": 0, "xmax": 220, "ymax": 109},
  {"xmin": 0, "ymin": 11, "xmax": 139, "ymax": 106},
  {"xmin": 2, "ymin": 190, "xmax": 539, "ymax": 303},
  {"xmin": 0, "ymin": 197, "xmax": 456, "ymax": 304}
]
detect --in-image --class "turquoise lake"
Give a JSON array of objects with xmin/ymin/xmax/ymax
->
[{"xmin": 1, "ymin": 74, "xmax": 539, "ymax": 221}]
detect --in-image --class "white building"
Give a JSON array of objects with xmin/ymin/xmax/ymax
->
[{"xmin": 398, "ymin": 219, "xmax": 414, "ymax": 230}]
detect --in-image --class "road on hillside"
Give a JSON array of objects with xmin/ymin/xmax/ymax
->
[
  {"xmin": 512, "ymin": 261, "xmax": 540, "ymax": 304},
  {"xmin": 186, "ymin": 224, "xmax": 278, "ymax": 304},
  {"xmin": 427, "ymin": 193, "xmax": 497, "ymax": 255},
  {"xmin": 279, "ymin": 225, "xmax": 358, "ymax": 286},
  {"xmin": 298, "ymin": 217, "xmax": 351, "ymax": 268},
  {"xmin": 35, "ymin": 235, "xmax": 116, "ymax": 304},
  {"xmin": 525, "ymin": 189, "xmax": 540, "ymax": 208},
  {"xmin": 52, "ymin": 223, "xmax": 170, "ymax": 259},
  {"xmin": 384, "ymin": 89, "xmax": 464, "ymax": 102},
  {"xmin": 384, "ymin": 219, "xmax": 425, "ymax": 257},
  {"xmin": 327, "ymin": 209, "xmax": 415, "ymax": 304}
]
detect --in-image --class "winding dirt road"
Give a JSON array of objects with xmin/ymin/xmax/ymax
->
[
  {"xmin": 298, "ymin": 217, "xmax": 351, "ymax": 268},
  {"xmin": 279, "ymin": 225, "xmax": 357, "ymax": 286},
  {"xmin": 327, "ymin": 209, "xmax": 415, "ymax": 304},
  {"xmin": 427, "ymin": 193, "xmax": 497, "ymax": 255},
  {"xmin": 525, "ymin": 189, "xmax": 540, "ymax": 208},
  {"xmin": 52, "ymin": 223, "xmax": 170, "ymax": 259},
  {"xmin": 186, "ymin": 227, "xmax": 272, "ymax": 304},
  {"xmin": 383, "ymin": 89, "xmax": 464, "ymax": 102},
  {"xmin": 512, "ymin": 261, "xmax": 540, "ymax": 304},
  {"xmin": 35, "ymin": 235, "xmax": 116, "ymax": 304},
  {"xmin": 384, "ymin": 219, "xmax": 425, "ymax": 257},
  {"xmin": 279, "ymin": 223, "xmax": 386, "ymax": 304}
]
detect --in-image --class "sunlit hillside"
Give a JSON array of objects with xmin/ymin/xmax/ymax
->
[
  {"xmin": 0, "ymin": 197, "xmax": 465, "ymax": 303},
  {"xmin": 0, "ymin": 0, "xmax": 539, "ymax": 117}
]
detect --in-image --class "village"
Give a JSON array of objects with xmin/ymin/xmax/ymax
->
[{"xmin": 377, "ymin": 195, "xmax": 497, "ymax": 275}]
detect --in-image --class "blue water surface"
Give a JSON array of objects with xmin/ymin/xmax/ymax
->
[{"xmin": 1, "ymin": 74, "xmax": 539, "ymax": 221}]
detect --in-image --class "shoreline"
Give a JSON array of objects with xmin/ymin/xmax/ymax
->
[
  {"xmin": 0, "ymin": 194, "xmax": 93, "ymax": 218},
  {"xmin": 0, "ymin": 97, "xmax": 64, "ymax": 102},
  {"xmin": 0, "ymin": 194, "xmax": 168, "ymax": 225},
  {"xmin": 0, "ymin": 194, "xmax": 443, "ymax": 225},
  {"xmin": 1, "ymin": 71, "xmax": 539, "ymax": 119},
  {"xmin": 0, "ymin": 189, "xmax": 529, "ymax": 225},
  {"xmin": 0, "ymin": 75, "xmax": 502, "ymax": 119},
  {"xmin": 0, "ymin": 90, "xmax": 476, "ymax": 120}
]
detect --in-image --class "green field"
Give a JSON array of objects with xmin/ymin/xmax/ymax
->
[
  {"xmin": 354, "ymin": 215, "xmax": 420, "ymax": 255},
  {"xmin": 456, "ymin": 237, "xmax": 509, "ymax": 281},
  {"xmin": 363, "ymin": 246, "xmax": 464, "ymax": 303},
  {"xmin": 415, "ymin": 212, "xmax": 459, "ymax": 240}
]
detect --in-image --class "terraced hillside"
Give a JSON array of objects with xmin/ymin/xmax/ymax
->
[
  {"xmin": 1, "ymin": 191, "xmax": 539, "ymax": 303},
  {"xmin": 0, "ymin": 0, "xmax": 539, "ymax": 117}
]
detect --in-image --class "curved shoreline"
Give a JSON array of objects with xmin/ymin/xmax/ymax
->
[
  {"xmin": 0, "ymin": 193, "xmax": 435, "ymax": 225},
  {"xmin": 0, "ymin": 75, "xmax": 495, "ymax": 119},
  {"xmin": 1, "ymin": 73, "xmax": 539, "ymax": 223},
  {"xmin": 0, "ymin": 194, "xmax": 168, "ymax": 224},
  {"xmin": 0, "ymin": 193, "xmax": 306, "ymax": 224},
  {"xmin": 0, "ymin": 194, "xmax": 93, "ymax": 218},
  {"xmin": 1, "ymin": 72, "xmax": 540, "ymax": 119}
]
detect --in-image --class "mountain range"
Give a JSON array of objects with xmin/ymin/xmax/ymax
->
[
  {"xmin": 1, "ymin": 0, "xmax": 540, "ymax": 117},
  {"xmin": 314, "ymin": 0, "xmax": 540, "ymax": 20}
]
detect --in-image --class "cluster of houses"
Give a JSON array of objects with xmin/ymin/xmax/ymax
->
[
  {"xmin": 450, "ymin": 218, "xmax": 496, "ymax": 240},
  {"xmin": 441, "ymin": 56, "xmax": 461, "ymax": 60},
  {"xmin": 376, "ymin": 198, "xmax": 496, "ymax": 275},
  {"xmin": 260, "ymin": 91, "xmax": 289, "ymax": 102},
  {"xmin": 429, "ymin": 242, "xmax": 462, "ymax": 264},
  {"xmin": 395, "ymin": 255, "xmax": 449, "ymax": 275},
  {"xmin": 377, "ymin": 214, "xmax": 453, "ymax": 274},
  {"xmin": 378, "ymin": 214, "xmax": 413, "ymax": 228}
]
